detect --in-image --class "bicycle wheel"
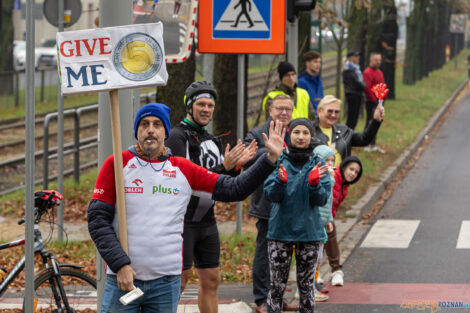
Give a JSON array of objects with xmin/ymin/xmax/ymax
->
[{"xmin": 32, "ymin": 268, "xmax": 97, "ymax": 313}]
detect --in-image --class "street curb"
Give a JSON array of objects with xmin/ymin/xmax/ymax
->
[{"xmin": 315, "ymin": 79, "xmax": 469, "ymax": 284}]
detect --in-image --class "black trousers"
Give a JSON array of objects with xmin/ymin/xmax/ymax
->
[
  {"xmin": 345, "ymin": 93, "xmax": 363, "ymax": 130},
  {"xmin": 252, "ymin": 218, "xmax": 270, "ymax": 306},
  {"xmin": 365, "ymin": 100, "xmax": 379, "ymax": 146}
]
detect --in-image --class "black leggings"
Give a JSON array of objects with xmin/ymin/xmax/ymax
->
[{"xmin": 267, "ymin": 240, "xmax": 322, "ymax": 313}]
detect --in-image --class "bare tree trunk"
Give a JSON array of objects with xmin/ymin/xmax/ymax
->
[
  {"xmin": 155, "ymin": 46, "xmax": 195, "ymax": 126},
  {"xmin": 380, "ymin": 0, "xmax": 398, "ymax": 99},
  {"xmin": 213, "ymin": 54, "xmax": 238, "ymax": 145},
  {"xmin": 0, "ymin": 0, "xmax": 15, "ymax": 95}
]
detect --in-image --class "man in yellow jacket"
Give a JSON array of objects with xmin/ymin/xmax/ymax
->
[{"xmin": 262, "ymin": 61, "xmax": 314, "ymax": 120}]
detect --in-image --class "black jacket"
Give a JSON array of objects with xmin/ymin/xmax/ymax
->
[
  {"xmin": 342, "ymin": 68, "xmax": 366, "ymax": 96},
  {"xmin": 242, "ymin": 118, "xmax": 290, "ymax": 220},
  {"xmin": 312, "ymin": 119, "xmax": 381, "ymax": 161},
  {"xmin": 165, "ymin": 120, "xmax": 237, "ymax": 227}
]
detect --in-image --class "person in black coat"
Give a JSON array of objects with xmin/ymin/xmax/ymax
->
[{"xmin": 342, "ymin": 51, "xmax": 366, "ymax": 130}]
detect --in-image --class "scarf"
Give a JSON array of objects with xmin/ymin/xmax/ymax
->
[
  {"xmin": 346, "ymin": 61, "xmax": 364, "ymax": 84},
  {"xmin": 286, "ymin": 145, "xmax": 313, "ymax": 167}
]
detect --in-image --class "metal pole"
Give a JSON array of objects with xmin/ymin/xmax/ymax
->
[
  {"xmin": 40, "ymin": 69, "xmax": 45, "ymax": 102},
  {"xmin": 43, "ymin": 117, "xmax": 50, "ymax": 189},
  {"xmin": 97, "ymin": 0, "xmax": 134, "ymax": 309},
  {"xmin": 288, "ymin": 19, "xmax": 298, "ymax": 70},
  {"xmin": 24, "ymin": 0, "xmax": 35, "ymax": 311},
  {"xmin": 236, "ymin": 54, "xmax": 245, "ymax": 235},
  {"xmin": 74, "ymin": 113, "xmax": 80, "ymax": 183},
  {"xmin": 454, "ymin": 36, "xmax": 458, "ymax": 69},
  {"xmin": 203, "ymin": 54, "xmax": 215, "ymax": 133},
  {"xmin": 57, "ymin": 0, "xmax": 65, "ymax": 242},
  {"xmin": 15, "ymin": 71, "xmax": 20, "ymax": 107}
]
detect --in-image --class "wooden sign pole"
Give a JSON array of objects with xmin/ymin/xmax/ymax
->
[{"xmin": 109, "ymin": 89, "xmax": 128, "ymax": 254}]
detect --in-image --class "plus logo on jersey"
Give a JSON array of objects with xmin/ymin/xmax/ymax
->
[
  {"xmin": 152, "ymin": 184, "xmax": 180, "ymax": 196},
  {"xmin": 125, "ymin": 178, "xmax": 144, "ymax": 193}
]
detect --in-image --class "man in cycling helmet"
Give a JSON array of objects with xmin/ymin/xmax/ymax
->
[{"xmin": 165, "ymin": 81, "xmax": 257, "ymax": 313}]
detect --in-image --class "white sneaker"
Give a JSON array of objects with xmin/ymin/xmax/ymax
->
[
  {"xmin": 314, "ymin": 290, "xmax": 329, "ymax": 302},
  {"xmin": 331, "ymin": 270, "xmax": 344, "ymax": 286},
  {"xmin": 364, "ymin": 145, "xmax": 371, "ymax": 152}
]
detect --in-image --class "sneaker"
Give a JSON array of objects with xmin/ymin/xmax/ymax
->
[
  {"xmin": 364, "ymin": 145, "xmax": 372, "ymax": 152},
  {"xmin": 315, "ymin": 290, "xmax": 329, "ymax": 302},
  {"xmin": 331, "ymin": 270, "xmax": 344, "ymax": 286}
]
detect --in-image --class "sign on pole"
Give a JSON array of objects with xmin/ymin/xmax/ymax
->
[
  {"xmin": 57, "ymin": 23, "xmax": 168, "ymax": 95},
  {"xmin": 56, "ymin": 23, "xmax": 168, "ymax": 253},
  {"xmin": 132, "ymin": 0, "xmax": 198, "ymax": 63},
  {"xmin": 198, "ymin": 0, "xmax": 285, "ymax": 54},
  {"xmin": 43, "ymin": 0, "xmax": 82, "ymax": 28},
  {"xmin": 450, "ymin": 14, "xmax": 467, "ymax": 34}
]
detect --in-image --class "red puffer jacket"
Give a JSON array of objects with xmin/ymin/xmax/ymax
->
[
  {"xmin": 332, "ymin": 167, "xmax": 348, "ymax": 218},
  {"xmin": 331, "ymin": 156, "xmax": 363, "ymax": 218}
]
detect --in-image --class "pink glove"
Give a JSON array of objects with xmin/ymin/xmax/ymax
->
[
  {"xmin": 308, "ymin": 166, "xmax": 320, "ymax": 186},
  {"xmin": 278, "ymin": 164, "xmax": 288, "ymax": 183}
]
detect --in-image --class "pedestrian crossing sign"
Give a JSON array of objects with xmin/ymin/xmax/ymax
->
[{"xmin": 198, "ymin": 0, "xmax": 285, "ymax": 54}]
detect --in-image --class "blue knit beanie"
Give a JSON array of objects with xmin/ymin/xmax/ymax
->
[
  {"xmin": 134, "ymin": 103, "xmax": 171, "ymax": 139},
  {"xmin": 313, "ymin": 145, "xmax": 335, "ymax": 160}
]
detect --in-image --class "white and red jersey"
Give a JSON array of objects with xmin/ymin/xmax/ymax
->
[{"xmin": 92, "ymin": 150, "xmax": 219, "ymax": 280}]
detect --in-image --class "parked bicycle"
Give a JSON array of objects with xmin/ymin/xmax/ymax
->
[{"xmin": 0, "ymin": 190, "xmax": 97, "ymax": 312}]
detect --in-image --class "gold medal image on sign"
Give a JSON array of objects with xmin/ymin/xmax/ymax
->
[{"xmin": 113, "ymin": 32, "xmax": 163, "ymax": 81}]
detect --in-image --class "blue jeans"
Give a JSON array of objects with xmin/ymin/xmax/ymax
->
[{"xmin": 101, "ymin": 274, "xmax": 181, "ymax": 313}]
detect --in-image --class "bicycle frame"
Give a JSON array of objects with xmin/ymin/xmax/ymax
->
[
  {"xmin": 0, "ymin": 224, "xmax": 79, "ymax": 304},
  {"xmin": 0, "ymin": 238, "xmax": 26, "ymax": 296}
]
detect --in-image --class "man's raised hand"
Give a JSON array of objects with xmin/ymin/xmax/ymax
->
[
  {"xmin": 236, "ymin": 139, "xmax": 258, "ymax": 167},
  {"xmin": 262, "ymin": 120, "xmax": 286, "ymax": 164},
  {"xmin": 223, "ymin": 140, "xmax": 245, "ymax": 170}
]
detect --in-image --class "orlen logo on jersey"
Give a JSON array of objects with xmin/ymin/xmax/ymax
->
[
  {"xmin": 125, "ymin": 179, "xmax": 143, "ymax": 193},
  {"xmin": 152, "ymin": 184, "xmax": 179, "ymax": 196},
  {"xmin": 132, "ymin": 179, "xmax": 143, "ymax": 186},
  {"xmin": 162, "ymin": 170, "xmax": 176, "ymax": 178}
]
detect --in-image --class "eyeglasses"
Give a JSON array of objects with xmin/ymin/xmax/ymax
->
[
  {"xmin": 273, "ymin": 106, "xmax": 293, "ymax": 113},
  {"xmin": 326, "ymin": 109, "xmax": 340, "ymax": 115}
]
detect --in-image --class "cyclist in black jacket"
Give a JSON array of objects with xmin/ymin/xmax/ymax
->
[{"xmin": 165, "ymin": 81, "xmax": 257, "ymax": 313}]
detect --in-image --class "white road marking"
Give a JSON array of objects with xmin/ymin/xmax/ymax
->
[
  {"xmin": 360, "ymin": 219, "xmax": 420, "ymax": 248},
  {"xmin": 456, "ymin": 220, "xmax": 470, "ymax": 249}
]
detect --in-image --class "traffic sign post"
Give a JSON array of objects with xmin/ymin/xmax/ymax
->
[
  {"xmin": 198, "ymin": 0, "xmax": 285, "ymax": 54},
  {"xmin": 199, "ymin": 0, "xmax": 285, "ymax": 233},
  {"xmin": 450, "ymin": 14, "xmax": 467, "ymax": 69},
  {"xmin": 132, "ymin": 0, "xmax": 198, "ymax": 63}
]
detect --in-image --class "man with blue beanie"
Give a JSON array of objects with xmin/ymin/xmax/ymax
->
[{"xmin": 88, "ymin": 102, "xmax": 287, "ymax": 312}]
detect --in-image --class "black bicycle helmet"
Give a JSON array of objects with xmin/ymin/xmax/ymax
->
[{"xmin": 184, "ymin": 80, "xmax": 217, "ymax": 113}]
